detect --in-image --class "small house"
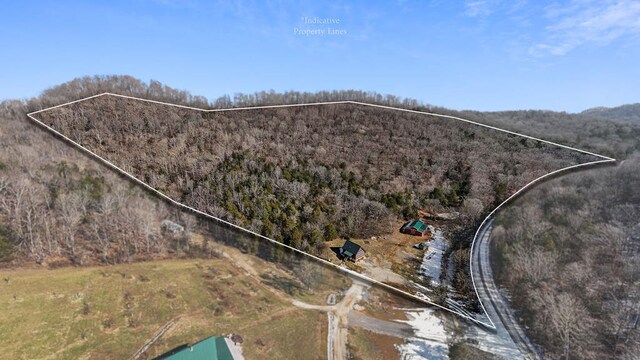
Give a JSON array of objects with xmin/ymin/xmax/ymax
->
[
  {"xmin": 401, "ymin": 220, "xmax": 429, "ymax": 237},
  {"xmin": 340, "ymin": 240, "xmax": 366, "ymax": 262},
  {"xmin": 414, "ymin": 242, "xmax": 428, "ymax": 250}
]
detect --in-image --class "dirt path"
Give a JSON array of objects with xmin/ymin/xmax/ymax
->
[
  {"xmin": 289, "ymin": 281, "xmax": 368, "ymax": 360},
  {"xmin": 216, "ymin": 245, "xmax": 301, "ymax": 304},
  {"xmin": 217, "ymin": 243, "xmax": 373, "ymax": 360},
  {"xmin": 220, "ymin": 248, "xmax": 259, "ymax": 277},
  {"xmin": 332, "ymin": 282, "xmax": 365, "ymax": 360},
  {"xmin": 291, "ymin": 300, "xmax": 333, "ymax": 311}
]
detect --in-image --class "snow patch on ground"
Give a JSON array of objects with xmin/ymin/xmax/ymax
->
[
  {"xmin": 419, "ymin": 228, "xmax": 447, "ymax": 286},
  {"xmin": 397, "ymin": 309, "xmax": 450, "ymax": 360},
  {"xmin": 466, "ymin": 324, "xmax": 524, "ymax": 359}
]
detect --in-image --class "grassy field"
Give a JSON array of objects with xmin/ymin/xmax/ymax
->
[
  {"xmin": 0, "ymin": 258, "xmax": 328, "ymax": 360},
  {"xmin": 347, "ymin": 327, "xmax": 403, "ymax": 360}
]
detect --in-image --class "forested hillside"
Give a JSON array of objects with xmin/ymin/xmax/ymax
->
[
  {"xmin": 492, "ymin": 157, "xmax": 640, "ymax": 359},
  {"xmin": 24, "ymin": 82, "xmax": 609, "ymax": 316},
  {"xmin": 459, "ymin": 110, "xmax": 640, "ymax": 159},
  {"xmin": 33, "ymin": 93, "xmax": 595, "ymax": 265},
  {"xmin": 582, "ymin": 103, "xmax": 640, "ymax": 125},
  {"xmin": 0, "ymin": 99, "xmax": 183, "ymax": 266}
]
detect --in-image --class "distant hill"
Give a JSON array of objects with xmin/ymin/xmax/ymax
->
[{"xmin": 581, "ymin": 103, "xmax": 640, "ymax": 124}]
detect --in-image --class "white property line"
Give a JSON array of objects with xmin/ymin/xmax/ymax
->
[
  {"xmin": 27, "ymin": 93, "xmax": 616, "ymax": 329},
  {"xmin": 93, "ymin": 92, "xmax": 614, "ymax": 161},
  {"xmin": 28, "ymin": 93, "xmax": 111, "ymax": 115},
  {"xmin": 345, "ymin": 101, "xmax": 616, "ymax": 161},
  {"xmin": 104, "ymin": 92, "xmax": 356, "ymax": 113}
]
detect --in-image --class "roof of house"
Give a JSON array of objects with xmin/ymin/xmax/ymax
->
[
  {"xmin": 402, "ymin": 220, "xmax": 427, "ymax": 233},
  {"xmin": 155, "ymin": 336, "xmax": 234, "ymax": 360},
  {"xmin": 341, "ymin": 240, "xmax": 364, "ymax": 257}
]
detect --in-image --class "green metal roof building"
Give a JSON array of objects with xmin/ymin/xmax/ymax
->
[
  {"xmin": 155, "ymin": 336, "xmax": 236, "ymax": 360},
  {"xmin": 414, "ymin": 242, "xmax": 429, "ymax": 250},
  {"xmin": 400, "ymin": 220, "xmax": 429, "ymax": 236}
]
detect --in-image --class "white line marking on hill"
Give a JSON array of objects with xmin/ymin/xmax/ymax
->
[
  {"xmin": 28, "ymin": 93, "xmax": 110, "ymax": 114},
  {"xmin": 27, "ymin": 93, "xmax": 616, "ymax": 329}
]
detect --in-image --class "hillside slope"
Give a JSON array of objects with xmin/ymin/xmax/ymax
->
[
  {"xmin": 31, "ymin": 90, "xmax": 603, "ymax": 311},
  {"xmin": 582, "ymin": 103, "xmax": 640, "ymax": 124}
]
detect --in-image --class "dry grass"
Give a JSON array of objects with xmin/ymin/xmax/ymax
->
[
  {"xmin": 241, "ymin": 309, "xmax": 327, "ymax": 360},
  {"xmin": 355, "ymin": 286, "xmax": 416, "ymax": 323},
  {"xmin": 0, "ymin": 258, "xmax": 327, "ymax": 360},
  {"xmin": 347, "ymin": 327, "xmax": 404, "ymax": 360}
]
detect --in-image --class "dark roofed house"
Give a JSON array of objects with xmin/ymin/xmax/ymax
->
[
  {"xmin": 401, "ymin": 220, "xmax": 429, "ymax": 237},
  {"xmin": 340, "ymin": 240, "xmax": 366, "ymax": 262}
]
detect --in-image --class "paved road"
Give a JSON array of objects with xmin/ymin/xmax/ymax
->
[{"xmin": 471, "ymin": 219, "xmax": 541, "ymax": 359}]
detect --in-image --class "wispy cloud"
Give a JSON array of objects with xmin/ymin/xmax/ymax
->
[
  {"xmin": 464, "ymin": 0, "xmax": 499, "ymax": 17},
  {"xmin": 531, "ymin": 0, "xmax": 640, "ymax": 56},
  {"xmin": 142, "ymin": 0, "xmax": 200, "ymax": 10}
]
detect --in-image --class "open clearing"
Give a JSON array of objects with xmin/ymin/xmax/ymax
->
[{"xmin": 0, "ymin": 256, "xmax": 328, "ymax": 360}]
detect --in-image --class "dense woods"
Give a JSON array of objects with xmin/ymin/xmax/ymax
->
[
  {"xmin": 0, "ymin": 94, "xmax": 299, "ymax": 267},
  {"xmin": 459, "ymin": 109, "xmax": 640, "ymax": 160},
  {"xmin": 493, "ymin": 157, "xmax": 640, "ymax": 359},
  {"xmin": 0, "ymin": 100, "xmax": 182, "ymax": 265},
  {"xmin": 34, "ymin": 92, "xmax": 595, "ymax": 275},
  {"xmin": 6, "ymin": 75, "xmax": 442, "ymax": 267}
]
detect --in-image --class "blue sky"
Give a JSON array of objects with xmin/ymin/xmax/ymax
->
[{"xmin": 1, "ymin": 0, "xmax": 639, "ymax": 112}]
